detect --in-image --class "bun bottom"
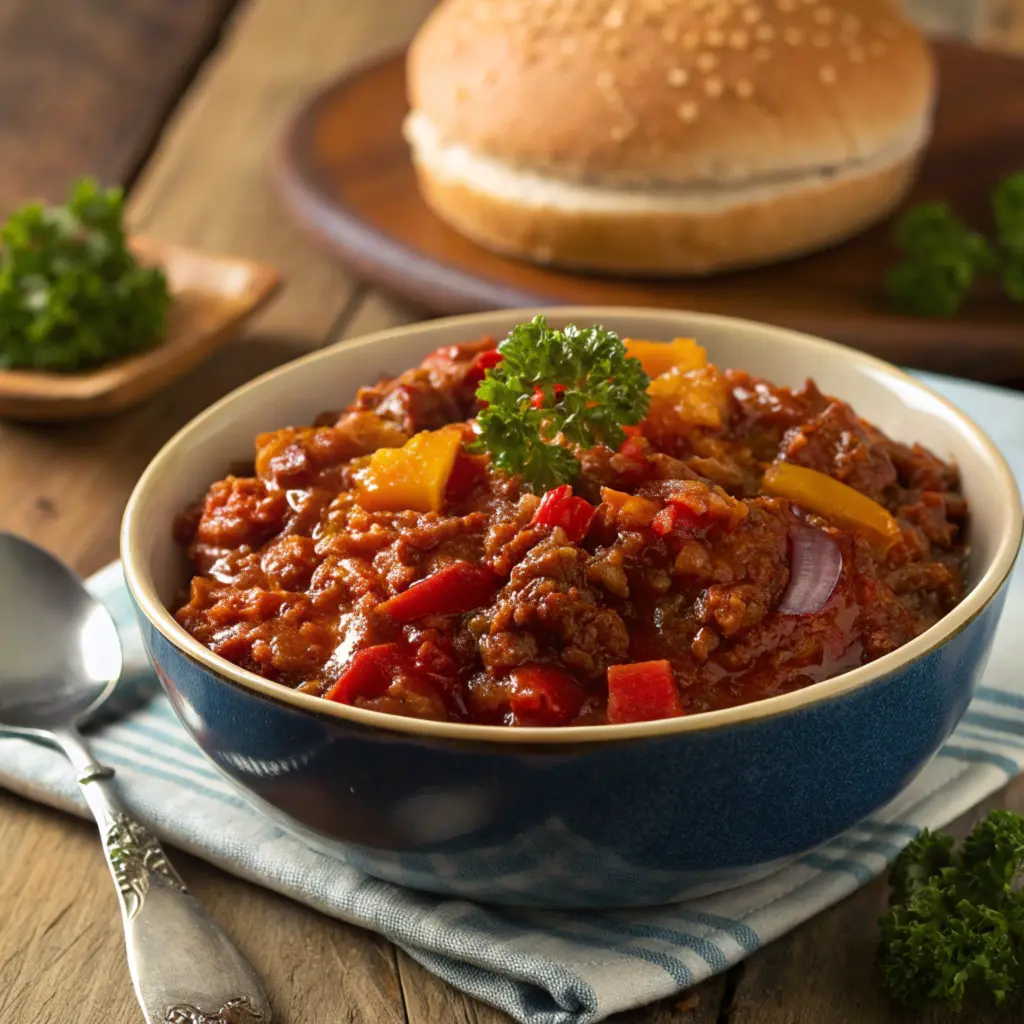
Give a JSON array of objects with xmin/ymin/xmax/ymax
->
[{"xmin": 411, "ymin": 153, "xmax": 921, "ymax": 277}]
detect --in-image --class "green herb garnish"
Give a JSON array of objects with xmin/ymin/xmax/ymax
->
[
  {"xmin": 469, "ymin": 315, "xmax": 650, "ymax": 493},
  {"xmin": 885, "ymin": 172, "xmax": 1024, "ymax": 316},
  {"xmin": 879, "ymin": 810, "xmax": 1024, "ymax": 1012},
  {"xmin": 0, "ymin": 177, "xmax": 171, "ymax": 372}
]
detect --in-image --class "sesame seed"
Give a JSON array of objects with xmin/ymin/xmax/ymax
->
[
  {"xmin": 839, "ymin": 13, "xmax": 860, "ymax": 35},
  {"xmin": 560, "ymin": 38, "xmax": 578, "ymax": 55},
  {"xmin": 869, "ymin": 39, "xmax": 886, "ymax": 56},
  {"xmin": 814, "ymin": 6, "xmax": 834, "ymax": 23},
  {"xmin": 704, "ymin": 76, "xmax": 724, "ymax": 97},
  {"xmin": 596, "ymin": 70, "xmax": 616, "ymax": 89},
  {"xmin": 610, "ymin": 125, "xmax": 628, "ymax": 141},
  {"xmin": 819, "ymin": 64, "xmax": 837, "ymax": 83},
  {"xmin": 735, "ymin": 78, "xmax": 755, "ymax": 97},
  {"xmin": 682, "ymin": 29, "xmax": 701, "ymax": 48},
  {"xmin": 697, "ymin": 51, "xmax": 719, "ymax": 71},
  {"xmin": 729, "ymin": 30, "xmax": 749, "ymax": 48},
  {"xmin": 753, "ymin": 45, "xmax": 772, "ymax": 60},
  {"xmin": 784, "ymin": 27, "xmax": 803, "ymax": 45},
  {"xmin": 706, "ymin": 28, "xmax": 726, "ymax": 46},
  {"xmin": 743, "ymin": 6, "xmax": 762, "ymax": 23},
  {"xmin": 664, "ymin": 23, "xmax": 681, "ymax": 43},
  {"xmin": 812, "ymin": 32, "xmax": 831, "ymax": 47},
  {"xmin": 603, "ymin": 6, "xmax": 625, "ymax": 28},
  {"xmin": 754, "ymin": 23, "xmax": 775, "ymax": 40},
  {"xmin": 848, "ymin": 44, "xmax": 864, "ymax": 61},
  {"xmin": 668, "ymin": 67, "xmax": 690, "ymax": 86},
  {"xmin": 776, "ymin": 0, "xmax": 795, "ymax": 9},
  {"xmin": 677, "ymin": 100, "xmax": 699, "ymax": 122}
]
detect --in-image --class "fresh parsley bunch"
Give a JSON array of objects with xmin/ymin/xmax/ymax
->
[
  {"xmin": 0, "ymin": 177, "xmax": 171, "ymax": 372},
  {"xmin": 470, "ymin": 315, "xmax": 650, "ymax": 493},
  {"xmin": 879, "ymin": 810, "xmax": 1024, "ymax": 1011},
  {"xmin": 886, "ymin": 172, "xmax": 1024, "ymax": 316}
]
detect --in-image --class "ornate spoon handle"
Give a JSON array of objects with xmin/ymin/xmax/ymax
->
[{"xmin": 56, "ymin": 727, "xmax": 272, "ymax": 1024}]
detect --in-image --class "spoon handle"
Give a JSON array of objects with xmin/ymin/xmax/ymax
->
[{"xmin": 57, "ymin": 728, "xmax": 272, "ymax": 1024}]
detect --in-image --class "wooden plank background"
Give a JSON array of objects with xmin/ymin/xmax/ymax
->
[{"xmin": 0, "ymin": 2, "xmax": 1022, "ymax": 1023}]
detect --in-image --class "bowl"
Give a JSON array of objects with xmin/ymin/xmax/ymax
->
[{"xmin": 121, "ymin": 307, "xmax": 1022, "ymax": 908}]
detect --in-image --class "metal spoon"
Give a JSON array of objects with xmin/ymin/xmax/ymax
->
[{"xmin": 0, "ymin": 533, "xmax": 271, "ymax": 1024}]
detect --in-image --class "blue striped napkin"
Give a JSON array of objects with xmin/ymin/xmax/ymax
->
[{"xmin": 3, "ymin": 371, "xmax": 1024, "ymax": 1024}]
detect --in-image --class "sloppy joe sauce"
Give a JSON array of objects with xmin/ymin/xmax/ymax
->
[{"xmin": 173, "ymin": 338, "xmax": 967, "ymax": 726}]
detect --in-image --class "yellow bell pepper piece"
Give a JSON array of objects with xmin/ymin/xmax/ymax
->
[
  {"xmin": 762, "ymin": 462, "xmax": 902, "ymax": 550},
  {"xmin": 355, "ymin": 426, "xmax": 463, "ymax": 513},
  {"xmin": 648, "ymin": 366, "xmax": 730, "ymax": 429},
  {"xmin": 625, "ymin": 338, "xmax": 708, "ymax": 379}
]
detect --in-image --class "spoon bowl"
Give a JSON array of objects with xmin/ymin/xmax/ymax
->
[{"xmin": 0, "ymin": 532, "xmax": 122, "ymax": 735}]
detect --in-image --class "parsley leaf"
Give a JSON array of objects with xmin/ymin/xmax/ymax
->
[
  {"xmin": 469, "ymin": 315, "xmax": 650, "ymax": 493},
  {"xmin": 879, "ymin": 810, "xmax": 1024, "ymax": 1012},
  {"xmin": 885, "ymin": 203, "xmax": 997, "ymax": 317},
  {"xmin": 0, "ymin": 177, "xmax": 171, "ymax": 372}
]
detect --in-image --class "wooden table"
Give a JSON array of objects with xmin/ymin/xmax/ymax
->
[{"xmin": 1, "ymin": 3, "xmax": 1024, "ymax": 1022}]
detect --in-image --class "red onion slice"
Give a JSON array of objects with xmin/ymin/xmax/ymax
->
[{"xmin": 777, "ymin": 524, "xmax": 843, "ymax": 616}]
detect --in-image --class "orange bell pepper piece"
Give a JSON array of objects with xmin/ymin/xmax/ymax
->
[
  {"xmin": 355, "ymin": 426, "xmax": 463, "ymax": 513},
  {"xmin": 648, "ymin": 366, "xmax": 731, "ymax": 429},
  {"xmin": 762, "ymin": 462, "xmax": 902, "ymax": 550},
  {"xmin": 624, "ymin": 337, "xmax": 707, "ymax": 379}
]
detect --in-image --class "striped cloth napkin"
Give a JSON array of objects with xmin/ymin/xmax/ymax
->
[{"xmin": 3, "ymin": 371, "xmax": 1024, "ymax": 1024}]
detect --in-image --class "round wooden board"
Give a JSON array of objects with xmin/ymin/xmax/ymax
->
[{"xmin": 276, "ymin": 44, "xmax": 1024, "ymax": 381}]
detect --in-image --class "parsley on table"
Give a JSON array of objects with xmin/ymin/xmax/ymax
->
[
  {"xmin": 0, "ymin": 177, "xmax": 171, "ymax": 372},
  {"xmin": 879, "ymin": 810, "xmax": 1024, "ymax": 1012},
  {"xmin": 469, "ymin": 315, "xmax": 650, "ymax": 493},
  {"xmin": 885, "ymin": 171, "xmax": 1024, "ymax": 316}
]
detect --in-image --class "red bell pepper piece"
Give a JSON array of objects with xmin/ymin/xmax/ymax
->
[
  {"xmin": 607, "ymin": 660, "xmax": 683, "ymax": 724},
  {"xmin": 506, "ymin": 664, "xmax": 584, "ymax": 727},
  {"xmin": 532, "ymin": 485, "xmax": 596, "ymax": 543},
  {"xmin": 324, "ymin": 643, "xmax": 405, "ymax": 704},
  {"xmin": 650, "ymin": 501, "xmax": 709, "ymax": 537},
  {"xmin": 444, "ymin": 453, "xmax": 485, "ymax": 502},
  {"xmin": 378, "ymin": 561, "xmax": 501, "ymax": 622},
  {"xmin": 465, "ymin": 348, "xmax": 503, "ymax": 390},
  {"xmin": 618, "ymin": 435, "xmax": 648, "ymax": 465},
  {"xmin": 529, "ymin": 383, "xmax": 567, "ymax": 409}
]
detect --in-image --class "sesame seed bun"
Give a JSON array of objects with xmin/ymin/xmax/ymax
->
[{"xmin": 404, "ymin": 0, "xmax": 936, "ymax": 275}]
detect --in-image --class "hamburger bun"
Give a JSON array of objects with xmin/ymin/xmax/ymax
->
[{"xmin": 404, "ymin": 0, "xmax": 936, "ymax": 276}]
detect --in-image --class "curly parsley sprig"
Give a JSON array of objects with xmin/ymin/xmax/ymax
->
[
  {"xmin": 879, "ymin": 810, "xmax": 1024, "ymax": 1012},
  {"xmin": 469, "ymin": 315, "xmax": 650, "ymax": 493},
  {"xmin": 0, "ymin": 177, "xmax": 171, "ymax": 372},
  {"xmin": 885, "ymin": 172, "xmax": 1024, "ymax": 316}
]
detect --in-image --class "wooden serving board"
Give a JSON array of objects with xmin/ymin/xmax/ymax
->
[{"xmin": 276, "ymin": 43, "xmax": 1024, "ymax": 381}]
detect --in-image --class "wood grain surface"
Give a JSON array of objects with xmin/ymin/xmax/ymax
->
[
  {"xmin": 0, "ymin": 0, "xmax": 239, "ymax": 215},
  {"xmin": 1, "ymin": 2, "xmax": 1023, "ymax": 1024},
  {"xmin": 275, "ymin": 42, "xmax": 1024, "ymax": 382}
]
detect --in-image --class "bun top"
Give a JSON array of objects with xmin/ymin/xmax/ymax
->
[{"xmin": 407, "ymin": 0, "xmax": 936, "ymax": 187}]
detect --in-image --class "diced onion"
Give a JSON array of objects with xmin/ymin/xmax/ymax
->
[{"xmin": 777, "ymin": 525, "xmax": 843, "ymax": 616}]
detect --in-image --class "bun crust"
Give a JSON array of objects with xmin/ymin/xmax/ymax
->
[
  {"xmin": 412, "ymin": 148, "xmax": 920, "ymax": 275},
  {"xmin": 408, "ymin": 0, "xmax": 935, "ymax": 186},
  {"xmin": 405, "ymin": 0, "xmax": 935, "ymax": 273}
]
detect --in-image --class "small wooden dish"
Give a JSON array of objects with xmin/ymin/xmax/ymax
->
[{"xmin": 0, "ymin": 236, "xmax": 280, "ymax": 422}]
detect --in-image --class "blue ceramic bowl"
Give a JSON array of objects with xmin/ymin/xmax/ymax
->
[{"xmin": 121, "ymin": 308, "xmax": 1022, "ymax": 908}]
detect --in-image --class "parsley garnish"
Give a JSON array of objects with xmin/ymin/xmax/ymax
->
[
  {"xmin": 469, "ymin": 315, "xmax": 650, "ymax": 493},
  {"xmin": 0, "ymin": 177, "xmax": 171, "ymax": 372},
  {"xmin": 879, "ymin": 810, "xmax": 1024, "ymax": 1012},
  {"xmin": 885, "ymin": 171, "xmax": 1024, "ymax": 316}
]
